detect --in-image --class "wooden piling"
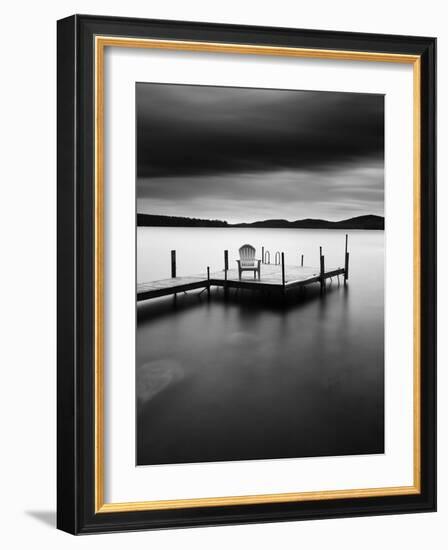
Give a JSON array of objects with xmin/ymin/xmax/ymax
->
[
  {"xmin": 207, "ymin": 266, "xmax": 210, "ymax": 297},
  {"xmin": 344, "ymin": 234, "xmax": 349, "ymax": 283},
  {"xmin": 301, "ymin": 254, "xmax": 304, "ymax": 267},
  {"xmin": 223, "ymin": 250, "xmax": 229, "ymax": 297},
  {"xmin": 281, "ymin": 252, "xmax": 286, "ymax": 291},
  {"xmin": 262, "ymin": 246, "xmax": 264, "ymax": 264},
  {"xmin": 171, "ymin": 250, "xmax": 176, "ymax": 278},
  {"xmin": 171, "ymin": 250, "xmax": 177, "ymax": 300},
  {"xmin": 320, "ymin": 247, "xmax": 326, "ymax": 292}
]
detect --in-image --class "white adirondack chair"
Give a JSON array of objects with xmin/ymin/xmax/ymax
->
[{"xmin": 236, "ymin": 244, "xmax": 261, "ymax": 280}]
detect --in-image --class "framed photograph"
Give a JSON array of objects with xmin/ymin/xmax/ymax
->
[{"xmin": 57, "ymin": 14, "xmax": 436, "ymax": 534}]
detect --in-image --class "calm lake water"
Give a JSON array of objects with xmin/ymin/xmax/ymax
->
[{"xmin": 136, "ymin": 228, "xmax": 384, "ymax": 465}]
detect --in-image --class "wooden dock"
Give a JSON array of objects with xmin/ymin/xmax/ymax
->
[
  {"xmin": 137, "ymin": 237, "xmax": 349, "ymax": 302},
  {"xmin": 137, "ymin": 265, "xmax": 345, "ymax": 301}
]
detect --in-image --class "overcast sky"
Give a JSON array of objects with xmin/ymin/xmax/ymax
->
[{"xmin": 136, "ymin": 83, "xmax": 384, "ymax": 223}]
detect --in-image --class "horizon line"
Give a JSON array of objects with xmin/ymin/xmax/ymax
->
[{"xmin": 136, "ymin": 213, "xmax": 385, "ymax": 224}]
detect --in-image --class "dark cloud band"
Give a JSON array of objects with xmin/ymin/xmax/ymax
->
[{"xmin": 136, "ymin": 83, "xmax": 384, "ymax": 179}]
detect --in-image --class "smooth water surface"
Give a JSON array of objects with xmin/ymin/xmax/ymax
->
[{"xmin": 136, "ymin": 228, "xmax": 384, "ymax": 465}]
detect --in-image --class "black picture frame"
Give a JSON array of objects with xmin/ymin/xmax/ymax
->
[{"xmin": 57, "ymin": 14, "xmax": 436, "ymax": 534}]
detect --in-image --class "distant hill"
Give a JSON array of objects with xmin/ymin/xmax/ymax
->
[
  {"xmin": 137, "ymin": 213, "xmax": 384, "ymax": 230},
  {"xmin": 240, "ymin": 215, "xmax": 384, "ymax": 230},
  {"xmin": 137, "ymin": 214, "xmax": 229, "ymax": 227}
]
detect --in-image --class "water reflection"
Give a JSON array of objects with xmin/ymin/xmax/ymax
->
[{"xmin": 137, "ymin": 279, "xmax": 383, "ymax": 466}]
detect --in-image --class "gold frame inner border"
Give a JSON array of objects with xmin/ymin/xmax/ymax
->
[{"xmin": 94, "ymin": 35, "xmax": 421, "ymax": 514}]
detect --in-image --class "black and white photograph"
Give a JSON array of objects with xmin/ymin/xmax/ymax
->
[{"xmin": 136, "ymin": 82, "xmax": 385, "ymax": 466}]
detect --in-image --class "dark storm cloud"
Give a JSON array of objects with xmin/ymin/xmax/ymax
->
[{"xmin": 136, "ymin": 83, "xmax": 384, "ymax": 180}]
